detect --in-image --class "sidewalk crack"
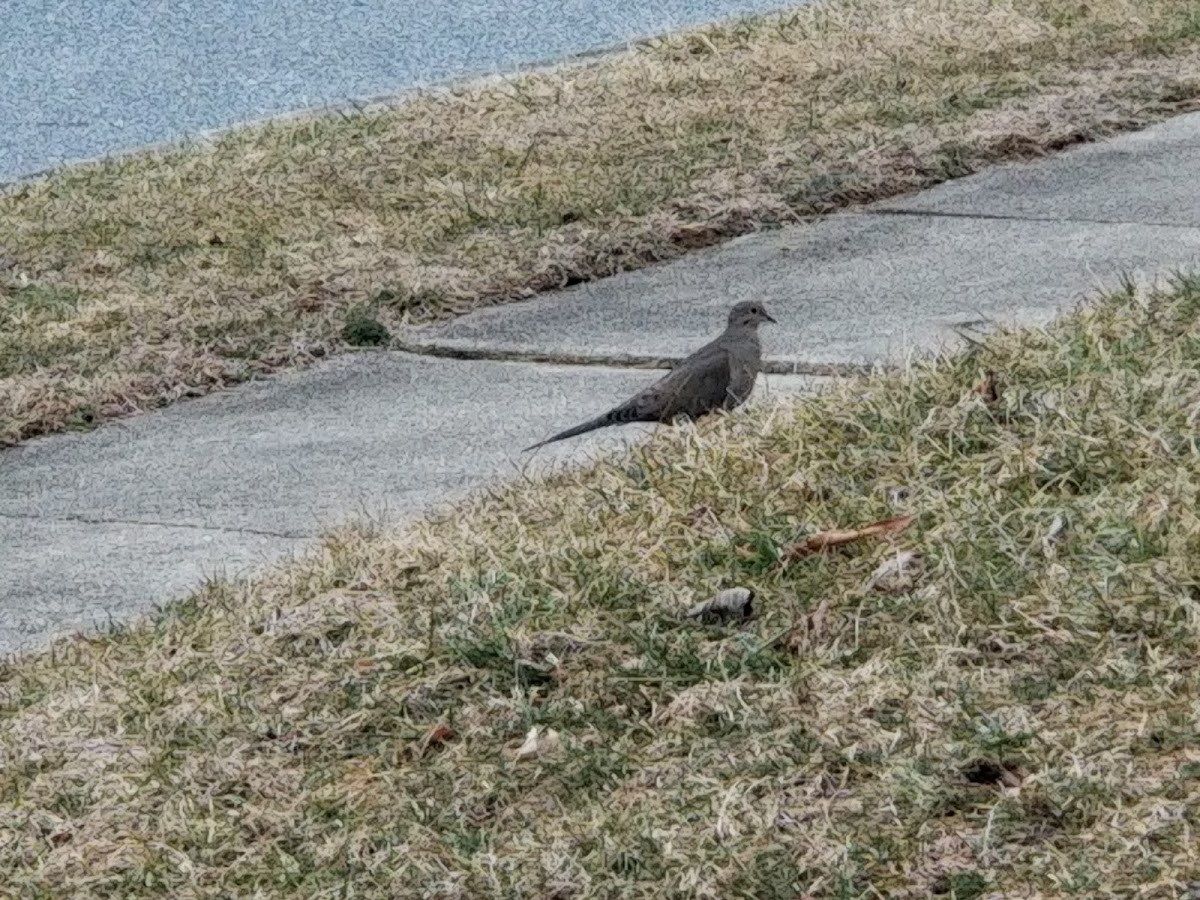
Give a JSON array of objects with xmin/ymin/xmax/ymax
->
[
  {"xmin": 865, "ymin": 207, "xmax": 1200, "ymax": 230},
  {"xmin": 390, "ymin": 339, "xmax": 874, "ymax": 377},
  {"xmin": 0, "ymin": 510, "xmax": 312, "ymax": 540}
]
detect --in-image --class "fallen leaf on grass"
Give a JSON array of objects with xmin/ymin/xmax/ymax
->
[
  {"xmin": 776, "ymin": 596, "xmax": 831, "ymax": 655},
  {"xmin": 410, "ymin": 722, "xmax": 455, "ymax": 759},
  {"xmin": 426, "ymin": 723, "xmax": 454, "ymax": 746},
  {"xmin": 972, "ymin": 369, "xmax": 1002, "ymax": 404},
  {"xmin": 684, "ymin": 587, "xmax": 755, "ymax": 623},
  {"xmin": 781, "ymin": 515, "xmax": 916, "ymax": 564},
  {"xmin": 864, "ymin": 550, "xmax": 922, "ymax": 593},
  {"xmin": 1041, "ymin": 514, "xmax": 1067, "ymax": 558},
  {"xmin": 513, "ymin": 726, "xmax": 561, "ymax": 761}
]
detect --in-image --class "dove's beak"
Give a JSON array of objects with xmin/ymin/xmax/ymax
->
[{"xmin": 764, "ymin": 312, "xmax": 777, "ymax": 324}]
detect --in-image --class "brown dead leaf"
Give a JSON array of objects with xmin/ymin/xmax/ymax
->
[
  {"xmin": 426, "ymin": 723, "xmax": 454, "ymax": 746},
  {"xmin": 972, "ymin": 369, "xmax": 1001, "ymax": 404},
  {"xmin": 409, "ymin": 722, "xmax": 455, "ymax": 760},
  {"xmin": 808, "ymin": 596, "xmax": 830, "ymax": 637},
  {"xmin": 781, "ymin": 515, "xmax": 916, "ymax": 565},
  {"xmin": 777, "ymin": 596, "xmax": 831, "ymax": 655}
]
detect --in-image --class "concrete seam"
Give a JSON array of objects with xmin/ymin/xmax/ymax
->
[
  {"xmin": 388, "ymin": 339, "xmax": 875, "ymax": 377},
  {"xmin": 865, "ymin": 207, "xmax": 1200, "ymax": 230},
  {"xmin": 0, "ymin": 509, "xmax": 312, "ymax": 541}
]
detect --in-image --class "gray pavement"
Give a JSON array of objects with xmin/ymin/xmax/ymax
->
[
  {"xmin": 410, "ymin": 112, "xmax": 1200, "ymax": 366},
  {"xmin": 0, "ymin": 350, "xmax": 821, "ymax": 652},
  {"xmin": 407, "ymin": 214, "xmax": 1200, "ymax": 368},
  {"xmin": 0, "ymin": 516, "xmax": 295, "ymax": 650},
  {"xmin": 3, "ymin": 112, "xmax": 1200, "ymax": 655},
  {"xmin": 1, "ymin": 0, "xmax": 793, "ymax": 183},
  {"xmin": 874, "ymin": 113, "xmax": 1200, "ymax": 227}
]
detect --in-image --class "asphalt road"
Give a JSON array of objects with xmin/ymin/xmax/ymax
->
[{"xmin": 1, "ymin": 0, "xmax": 791, "ymax": 183}]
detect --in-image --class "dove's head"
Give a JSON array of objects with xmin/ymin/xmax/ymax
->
[{"xmin": 727, "ymin": 300, "xmax": 777, "ymax": 329}]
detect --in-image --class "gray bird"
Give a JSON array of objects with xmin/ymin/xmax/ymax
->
[{"xmin": 523, "ymin": 300, "xmax": 777, "ymax": 451}]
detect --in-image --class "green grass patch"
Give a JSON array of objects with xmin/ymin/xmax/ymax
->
[{"xmin": 5, "ymin": 275, "xmax": 1200, "ymax": 894}]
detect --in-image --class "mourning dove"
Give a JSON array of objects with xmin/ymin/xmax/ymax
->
[{"xmin": 523, "ymin": 300, "xmax": 777, "ymax": 451}]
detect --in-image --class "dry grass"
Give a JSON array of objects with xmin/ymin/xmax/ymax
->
[
  {"xmin": 6, "ymin": 274, "xmax": 1200, "ymax": 897},
  {"xmin": 3, "ymin": 0, "xmax": 1200, "ymax": 446}
]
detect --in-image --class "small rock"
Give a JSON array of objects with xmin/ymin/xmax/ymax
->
[
  {"xmin": 1042, "ymin": 515, "xmax": 1067, "ymax": 558},
  {"xmin": 685, "ymin": 587, "xmax": 754, "ymax": 623}
]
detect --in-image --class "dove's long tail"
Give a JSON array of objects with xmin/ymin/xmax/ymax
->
[{"xmin": 522, "ymin": 404, "xmax": 643, "ymax": 452}]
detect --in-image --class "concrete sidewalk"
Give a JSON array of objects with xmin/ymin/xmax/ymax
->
[
  {"xmin": 3, "ymin": 112, "xmax": 1200, "ymax": 655},
  {"xmin": 410, "ymin": 113, "xmax": 1200, "ymax": 366}
]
